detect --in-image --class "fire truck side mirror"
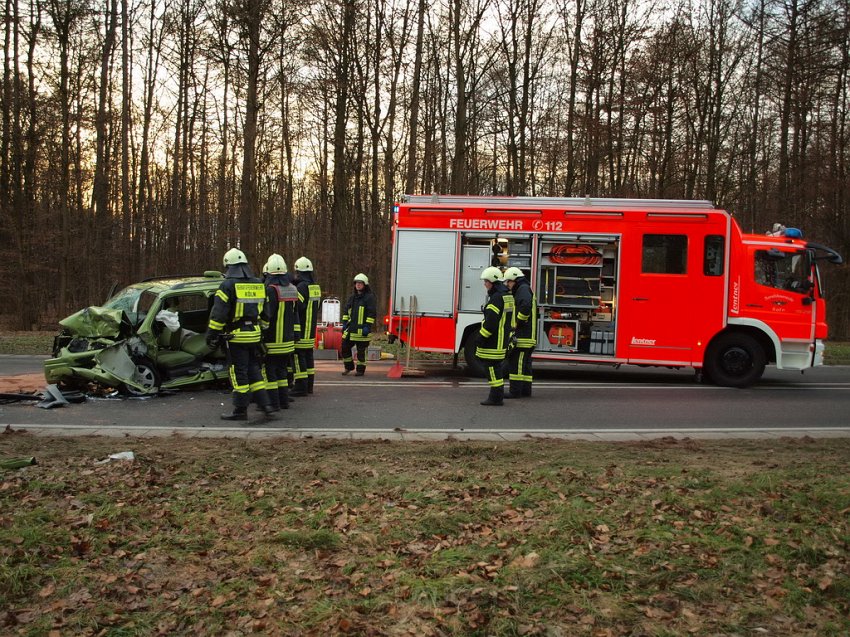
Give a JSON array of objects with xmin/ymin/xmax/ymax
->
[{"xmin": 802, "ymin": 296, "xmax": 814, "ymax": 306}]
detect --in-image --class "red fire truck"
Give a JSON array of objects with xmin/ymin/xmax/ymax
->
[{"xmin": 386, "ymin": 195, "xmax": 843, "ymax": 387}]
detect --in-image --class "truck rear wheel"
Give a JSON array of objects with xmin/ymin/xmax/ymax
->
[
  {"xmin": 463, "ymin": 337, "xmax": 486, "ymax": 378},
  {"xmin": 704, "ymin": 333, "xmax": 766, "ymax": 388}
]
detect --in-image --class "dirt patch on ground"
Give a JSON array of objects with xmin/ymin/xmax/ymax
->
[{"xmin": 0, "ymin": 373, "xmax": 44, "ymax": 394}]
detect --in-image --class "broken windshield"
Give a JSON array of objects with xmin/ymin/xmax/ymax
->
[{"xmin": 103, "ymin": 286, "xmax": 159, "ymax": 325}]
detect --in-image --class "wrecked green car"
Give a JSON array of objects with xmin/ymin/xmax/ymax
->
[{"xmin": 44, "ymin": 272, "xmax": 230, "ymax": 395}]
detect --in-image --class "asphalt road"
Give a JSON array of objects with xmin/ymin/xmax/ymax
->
[{"xmin": 2, "ymin": 356, "xmax": 849, "ymax": 433}]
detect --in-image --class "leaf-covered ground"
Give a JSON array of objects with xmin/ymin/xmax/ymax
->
[{"xmin": 1, "ymin": 433, "xmax": 848, "ymax": 636}]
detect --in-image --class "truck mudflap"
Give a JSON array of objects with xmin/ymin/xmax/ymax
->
[{"xmin": 775, "ymin": 338, "xmax": 821, "ymax": 370}]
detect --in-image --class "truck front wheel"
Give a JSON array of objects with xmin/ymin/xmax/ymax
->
[{"xmin": 704, "ymin": 333, "xmax": 766, "ymax": 388}]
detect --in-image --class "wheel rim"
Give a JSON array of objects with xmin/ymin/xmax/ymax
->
[
  {"xmin": 133, "ymin": 364, "xmax": 157, "ymax": 391},
  {"xmin": 720, "ymin": 346, "xmax": 752, "ymax": 377}
]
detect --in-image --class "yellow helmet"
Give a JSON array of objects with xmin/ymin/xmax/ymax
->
[
  {"xmin": 294, "ymin": 256, "xmax": 313, "ymax": 272},
  {"xmin": 503, "ymin": 267, "xmax": 525, "ymax": 281},
  {"xmin": 264, "ymin": 253, "xmax": 287, "ymax": 274},
  {"xmin": 223, "ymin": 248, "xmax": 247, "ymax": 266},
  {"xmin": 480, "ymin": 266, "xmax": 503, "ymax": 282}
]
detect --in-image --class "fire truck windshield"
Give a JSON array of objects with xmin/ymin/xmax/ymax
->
[{"xmin": 754, "ymin": 249, "xmax": 811, "ymax": 294}]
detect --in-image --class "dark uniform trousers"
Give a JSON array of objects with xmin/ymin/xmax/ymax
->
[
  {"xmin": 341, "ymin": 338, "xmax": 368, "ymax": 373},
  {"xmin": 227, "ymin": 342, "xmax": 268, "ymax": 410}
]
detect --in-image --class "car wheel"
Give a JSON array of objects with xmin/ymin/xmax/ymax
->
[
  {"xmin": 704, "ymin": 333, "xmax": 766, "ymax": 388},
  {"xmin": 121, "ymin": 357, "xmax": 161, "ymax": 396}
]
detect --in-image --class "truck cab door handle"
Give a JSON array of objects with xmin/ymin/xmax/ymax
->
[{"xmin": 632, "ymin": 297, "xmax": 649, "ymax": 301}]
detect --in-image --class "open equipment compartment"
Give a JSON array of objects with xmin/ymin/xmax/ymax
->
[{"xmin": 536, "ymin": 235, "xmax": 618, "ymax": 355}]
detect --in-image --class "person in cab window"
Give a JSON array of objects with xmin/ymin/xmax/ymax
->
[
  {"xmin": 503, "ymin": 266, "xmax": 537, "ymax": 399},
  {"xmin": 476, "ymin": 266, "xmax": 515, "ymax": 406},
  {"xmin": 341, "ymin": 273, "xmax": 376, "ymax": 376},
  {"xmin": 206, "ymin": 248, "xmax": 276, "ymax": 421},
  {"xmin": 290, "ymin": 256, "xmax": 321, "ymax": 396},
  {"xmin": 261, "ymin": 254, "xmax": 298, "ymax": 412}
]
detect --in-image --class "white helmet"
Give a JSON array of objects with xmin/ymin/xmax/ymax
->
[
  {"xmin": 503, "ymin": 267, "xmax": 525, "ymax": 281},
  {"xmin": 480, "ymin": 266, "xmax": 503, "ymax": 282},
  {"xmin": 294, "ymin": 256, "xmax": 313, "ymax": 272},
  {"xmin": 223, "ymin": 248, "xmax": 247, "ymax": 266},
  {"xmin": 354, "ymin": 273, "xmax": 369, "ymax": 285},
  {"xmin": 264, "ymin": 253, "xmax": 287, "ymax": 274}
]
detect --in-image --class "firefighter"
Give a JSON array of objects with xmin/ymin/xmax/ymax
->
[
  {"xmin": 503, "ymin": 266, "xmax": 537, "ymax": 398},
  {"xmin": 206, "ymin": 248, "xmax": 276, "ymax": 421},
  {"xmin": 290, "ymin": 256, "xmax": 321, "ymax": 396},
  {"xmin": 341, "ymin": 273, "xmax": 376, "ymax": 376},
  {"xmin": 476, "ymin": 266, "xmax": 515, "ymax": 406},
  {"xmin": 261, "ymin": 254, "xmax": 298, "ymax": 411}
]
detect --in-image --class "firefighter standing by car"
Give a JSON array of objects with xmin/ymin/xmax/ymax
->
[
  {"xmin": 261, "ymin": 254, "xmax": 298, "ymax": 411},
  {"xmin": 476, "ymin": 266, "xmax": 515, "ymax": 406},
  {"xmin": 341, "ymin": 273, "xmax": 376, "ymax": 376},
  {"xmin": 290, "ymin": 256, "xmax": 321, "ymax": 396},
  {"xmin": 503, "ymin": 266, "xmax": 537, "ymax": 399},
  {"xmin": 206, "ymin": 248, "xmax": 276, "ymax": 421}
]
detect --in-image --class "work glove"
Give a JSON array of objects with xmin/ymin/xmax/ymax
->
[
  {"xmin": 205, "ymin": 332, "xmax": 220, "ymax": 349},
  {"xmin": 362, "ymin": 325, "xmax": 370, "ymax": 337},
  {"xmin": 475, "ymin": 333, "xmax": 485, "ymax": 347}
]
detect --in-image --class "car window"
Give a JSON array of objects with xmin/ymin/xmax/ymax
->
[
  {"xmin": 642, "ymin": 234, "xmax": 687, "ymax": 274},
  {"xmin": 132, "ymin": 291, "xmax": 159, "ymax": 325},
  {"xmin": 169, "ymin": 294, "xmax": 209, "ymax": 313}
]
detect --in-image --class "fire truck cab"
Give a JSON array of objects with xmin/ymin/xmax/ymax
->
[{"xmin": 387, "ymin": 195, "xmax": 842, "ymax": 387}]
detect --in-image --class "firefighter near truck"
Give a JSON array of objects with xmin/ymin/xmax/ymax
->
[{"xmin": 386, "ymin": 195, "xmax": 843, "ymax": 388}]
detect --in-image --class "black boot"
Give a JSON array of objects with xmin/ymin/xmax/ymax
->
[
  {"xmin": 307, "ymin": 376, "xmax": 315, "ymax": 394},
  {"xmin": 504, "ymin": 381, "xmax": 523, "ymax": 399},
  {"xmin": 355, "ymin": 365, "xmax": 365, "ymax": 377},
  {"xmin": 480, "ymin": 386, "xmax": 504, "ymax": 406},
  {"xmin": 265, "ymin": 389, "xmax": 281, "ymax": 413},
  {"xmin": 277, "ymin": 386, "xmax": 290, "ymax": 410},
  {"xmin": 254, "ymin": 390, "xmax": 277, "ymax": 421},
  {"xmin": 522, "ymin": 381, "xmax": 532, "ymax": 397},
  {"xmin": 222, "ymin": 393, "xmax": 249, "ymax": 420},
  {"xmin": 289, "ymin": 379, "xmax": 308, "ymax": 396}
]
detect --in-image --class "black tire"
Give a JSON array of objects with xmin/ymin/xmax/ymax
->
[
  {"xmin": 704, "ymin": 333, "xmax": 766, "ymax": 388},
  {"xmin": 120, "ymin": 357, "xmax": 161, "ymax": 396},
  {"xmin": 463, "ymin": 336, "xmax": 486, "ymax": 378}
]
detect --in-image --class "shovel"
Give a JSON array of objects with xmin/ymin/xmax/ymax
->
[
  {"xmin": 387, "ymin": 355, "xmax": 403, "ymax": 378},
  {"xmin": 387, "ymin": 298, "xmax": 404, "ymax": 378}
]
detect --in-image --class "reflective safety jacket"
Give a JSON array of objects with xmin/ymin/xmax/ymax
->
[
  {"xmin": 207, "ymin": 273, "xmax": 267, "ymax": 344},
  {"xmin": 342, "ymin": 286, "xmax": 376, "ymax": 342},
  {"xmin": 476, "ymin": 281, "xmax": 515, "ymax": 360},
  {"xmin": 294, "ymin": 272, "xmax": 321, "ymax": 350},
  {"xmin": 263, "ymin": 274, "xmax": 298, "ymax": 355},
  {"xmin": 511, "ymin": 276, "xmax": 537, "ymax": 349}
]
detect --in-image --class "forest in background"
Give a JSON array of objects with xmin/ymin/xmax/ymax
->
[{"xmin": 1, "ymin": 0, "xmax": 849, "ymax": 336}]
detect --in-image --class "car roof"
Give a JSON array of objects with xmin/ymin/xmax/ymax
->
[{"xmin": 132, "ymin": 273, "xmax": 224, "ymax": 296}]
